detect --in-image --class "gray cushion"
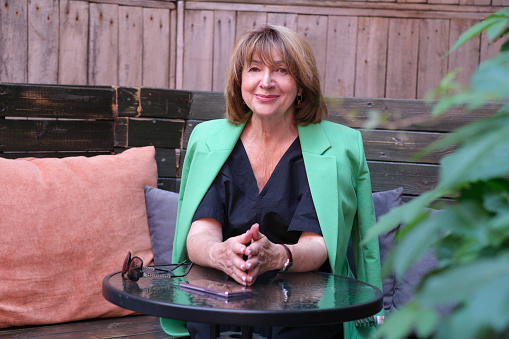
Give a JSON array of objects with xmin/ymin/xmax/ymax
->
[
  {"xmin": 347, "ymin": 187, "xmax": 403, "ymax": 313},
  {"xmin": 144, "ymin": 186, "xmax": 179, "ymax": 265},
  {"xmin": 392, "ymin": 208, "xmax": 442, "ymax": 312},
  {"xmin": 373, "ymin": 187, "xmax": 403, "ymax": 313}
]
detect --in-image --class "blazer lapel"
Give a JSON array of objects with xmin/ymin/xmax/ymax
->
[
  {"xmin": 298, "ymin": 123, "xmax": 340, "ymax": 271},
  {"xmin": 184, "ymin": 121, "xmax": 245, "ymax": 211}
]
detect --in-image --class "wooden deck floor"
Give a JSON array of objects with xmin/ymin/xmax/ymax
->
[{"xmin": 0, "ymin": 315, "xmax": 187, "ymax": 339}]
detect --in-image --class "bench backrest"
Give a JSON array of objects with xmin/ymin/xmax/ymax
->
[{"xmin": 0, "ymin": 83, "xmax": 498, "ymax": 200}]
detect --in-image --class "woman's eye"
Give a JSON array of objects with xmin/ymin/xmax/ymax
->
[
  {"xmin": 248, "ymin": 67, "xmax": 260, "ymax": 72},
  {"xmin": 277, "ymin": 68, "xmax": 288, "ymax": 74}
]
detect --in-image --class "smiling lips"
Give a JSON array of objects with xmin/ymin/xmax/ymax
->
[{"xmin": 255, "ymin": 94, "xmax": 279, "ymax": 102}]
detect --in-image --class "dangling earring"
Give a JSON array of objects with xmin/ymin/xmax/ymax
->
[{"xmin": 297, "ymin": 94, "xmax": 302, "ymax": 107}]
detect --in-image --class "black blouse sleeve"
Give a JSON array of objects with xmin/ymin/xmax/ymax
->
[{"xmin": 192, "ymin": 179, "xmax": 225, "ymax": 225}]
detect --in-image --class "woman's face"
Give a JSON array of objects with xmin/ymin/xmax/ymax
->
[{"xmin": 241, "ymin": 50, "xmax": 300, "ymax": 121}]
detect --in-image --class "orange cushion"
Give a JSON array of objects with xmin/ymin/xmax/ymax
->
[{"xmin": 0, "ymin": 147, "xmax": 158, "ymax": 328}]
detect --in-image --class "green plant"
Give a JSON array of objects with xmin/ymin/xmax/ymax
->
[{"xmin": 365, "ymin": 9, "xmax": 509, "ymax": 339}]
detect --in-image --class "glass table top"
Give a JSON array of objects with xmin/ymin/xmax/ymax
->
[{"xmin": 103, "ymin": 264, "xmax": 382, "ymax": 327}]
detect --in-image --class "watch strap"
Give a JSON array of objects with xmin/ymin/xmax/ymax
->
[{"xmin": 279, "ymin": 244, "xmax": 293, "ymax": 273}]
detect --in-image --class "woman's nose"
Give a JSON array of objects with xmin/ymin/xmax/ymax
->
[{"xmin": 260, "ymin": 70, "xmax": 274, "ymax": 88}]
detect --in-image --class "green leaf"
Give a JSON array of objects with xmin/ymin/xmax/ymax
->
[
  {"xmin": 502, "ymin": 38, "xmax": 509, "ymax": 52},
  {"xmin": 471, "ymin": 52, "xmax": 509, "ymax": 98},
  {"xmin": 437, "ymin": 267, "xmax": 509, "ymax": 339},
  {"xmin": 376, "ymin": 303, "xmax": 421, "ymax": 339},
  {"xmin": 414, "ymin": 309, "xmax": 441, "ymax": 338},
  {"xmin": 438, "ymin": 123, "xmax": 509, "ymax": 188},
  {"xmin": 417, "ymin": 255, "xmax": 509, "ymax": 308},
  {"xmin": 392, "ymin": 211, "xmax": 442, "ymax": 276},
  {"xmin": 487, "ymin": 18, "xmax": 509, "ymax": 41}
]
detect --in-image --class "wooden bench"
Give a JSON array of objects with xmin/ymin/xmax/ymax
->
[{"xmin": 0, "ymin": 83, "xmax": 498, "ymax": 338}]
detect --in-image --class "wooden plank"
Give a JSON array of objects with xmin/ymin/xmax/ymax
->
[
  {"xmin": 169, "ymin": 8, "xmax": 177, "ymax": 89},
  {"xmin": 158, "ymin": 178, "xmax": 180, "ymax": 193},
  {"xmin": 143, "ymin": 8, "xmax": 170, "ymax": 88},
  {"xmin": 0, "ymin": 0, "xmax": 28, "ymax": 83},
  {"xmin": 324, "ymin": 16, "xmax": 358, "ymax": 97},
  {"xmin": 117, "ymin": 87, "xmax": 191, "ymax": 118},
  {"xmin": 397, "ymin": 0, "xmax": 426, "ymax": 4},
  {"xmin": 118, "ymin": 5, "xmax": 143, "ymax": 87},
  {"xmin": 267, "ymin": 12, "xmax": 298, "ymax": 31},
  {"xmin": 88, "ymin": 3, "xmax": 119, "ymax": 86},
  {"xmin": 369, "ymin": 0, "xmax": 395, "ymax": 4},
  {"xmin": 212, "ymin": 10, "xmax": 236, "ymax": 92},
  {"xmin": 0, "ymin": 315, "xmax": 168, "ymax": 338},
  {"xmin": 0, "ymin": 151, "xmax": 110, "ymax": 159},
  {"xmin": 182, "ymin": 10, "xmax": 215, "ymax": 90},
  {"xmin": 88, "ymin": 0, "xmax": 175, "ymax": 9},
  {"xmin": 417, "ymin": 19, "xmax": 450, "ymax": 99},
  {"xmin": 297, "ymin": 15, "xmax": 328, "ymax": 93},
  {"xmin": 155, "ymin": 147, "xmax": 178, "ymax": 178},
  {"xmin": 186, "ymin": 1, "xmax": 501, "ymax": 20},
  {"xmin": 355, "ymin": 17, "xmax": 389, "ymax": 98},
  {"xmin": 182, "ymin": 120, "xmax": 200, "ymax": 149},
  {"xmin": 28, "ymin": 0, "xmax": 59, "ymax": 84},
  {"xmin": 235, "ymin": 11, "xmax": 267, "ymax": 38},
  {"xmin": 460, "ymin": 0, "xmax": 491, "ymax": 5},
  {"xmin": 428, "ymin": 0, "xmax": 459, "ymax": 4},
  {"xmin": 175, "ymin": 1, "xmax": 185, "ymax": 89},
  {"xmin": 127, "ymin": 118, "xmax": 185, "ymax": 148},
  {"xmin": 361, "ymin": 129, "xmax": 452, "ymax": 164},
  {"xmin": 448, "ymin": 18, "xmax": 481, "ymax": 89},
  {"xmin": 325, "ymin": 96, "xmax": 500, "ymax": 132},
  {"xmin": 0, "ymin": 119, "xmax": 114, "ymax": 152},
  {"xmin": 180, "ymin": 91, "xmax": 499, "ymax": 132},
  {"xmin": 117, "ymin": 87, "xmax": 142, "ymax": 117},
  {"xmin": 386, "ymin": 18, "xmax": 420, "ymax": 99},
  {"xmin": 492, "ymin": 0, "xmax": 509, "ymax": 5},
  {"xmin": 0, "ymin": 84, "xmax": 116, "ymax": 119},
  {"xmin": 114, "ymin": 116, "xmax": 129, "ymax": 147},
  {"xmin": 368, "ymin": 161, "xmax": 440, "ymax": 196},
  {"xmin": 190, "ymin": 91, "xmax": 226, "ymax": 120},
  {"xmin": 59, "ymin": 0, "xmax": 89, "ymax": 85}
]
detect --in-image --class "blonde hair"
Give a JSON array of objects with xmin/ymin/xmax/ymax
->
[{"xmin": 224, "ymin": 24, "xmax": 327, "ymax": 125}]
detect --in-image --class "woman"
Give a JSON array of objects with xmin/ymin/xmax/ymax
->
[{"xmin": 168, "ymin": 24, "xmax": 383, "ymax": 339}]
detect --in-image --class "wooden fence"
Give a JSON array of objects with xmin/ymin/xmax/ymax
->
[{"xmin": 1, "ymin": 0, "xmax": 507, "ymax": 99}]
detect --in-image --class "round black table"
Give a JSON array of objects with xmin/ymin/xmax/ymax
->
[{"xmin": 103, "ymin": 264, "xmax": 382, "ymax": 339}]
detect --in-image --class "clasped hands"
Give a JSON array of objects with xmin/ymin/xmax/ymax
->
[{"xmin": 217, "ymin": 223, "xmax": 283, "ymax": 286}]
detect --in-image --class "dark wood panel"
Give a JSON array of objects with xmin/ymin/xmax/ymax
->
[
  {"xmin": 157, "ymin": 178, "xmax": 180, "ymax": 193},
  {"xmin": 190, "ymin": 91, "xmax": 227, "ymax": 120},
  {"xmin": 368, "ymin": 161, "xmax": 439, "ymax": 196},
  {"xmin": 155, "ymin": 147, "xmax": 178, "ymax": 178},
  {"xmin": 182, "ymin": 120, "xmax": 201, "ymax": 149},
  {"xmin": 0, "ymin": 83, "xmax": 115, "ymax": 119},
  {"xmin": 114, "ymin": 117, "xmax": 129, "ymax": 148},
  {"xmin": 177, "ymin": 92, "xmax": 499, "ymax": 133},
  {"xmin": 361, "ymin": 129, "xmax": 453, "ymax": 165},
  {"xmin": 326, "ymin": 97, "xmax": 500, "ymax": 132},
  {"xmin": 128, "ymin": 118, "xmax": 185, "ymax": 148},
  {"xmin": 118, "ymin": 87, "xmax": 191, "ymax": 118},
  {"xmin": 0, "ymin": 119, "xmax": 114, "ymax": 152}
]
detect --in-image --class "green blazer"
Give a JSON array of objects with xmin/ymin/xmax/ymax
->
[{"xmin": 168, "ymin": 118, "xmax": 382, "ymax": 338}]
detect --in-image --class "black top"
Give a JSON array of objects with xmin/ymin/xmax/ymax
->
[{"xmin": 192, "ymin": 137, "xmax": 321, "ymax": 245}]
